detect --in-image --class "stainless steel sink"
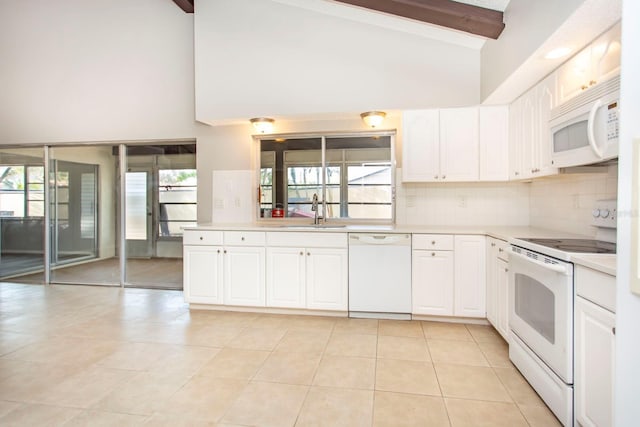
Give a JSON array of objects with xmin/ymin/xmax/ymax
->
[{"xmin": 278, "ymin": 224, "xmax": 347, "ymax": 229}]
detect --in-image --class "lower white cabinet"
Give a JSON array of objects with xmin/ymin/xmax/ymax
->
[
  {"xmin": 183, "ymin": 244, "xmax": 223, "ymax": 304},
  {"xmin": 412, "ymin": 249, "xmax": 454, "ymax": 315},
  {"xmin": 306, "ymin": 247, "xmax": 348, "ymax": 311},
  {"xmin": 486, "ymin": 237, "xmax": 509, "ymax": 340},
  {"xmin": 412, "ymin": 234, "xmax": 486, "ymax": 318},
  {"xmin": 224, "ymin": 246, "xmax": 266, "ymax": 307},
  {"xmin": 266, "ymin": 247, "xmax": 306, "ymax": 308},
  {"xmin": 575, "ymin": 296, "xmax": 615, "ymax": 427}
]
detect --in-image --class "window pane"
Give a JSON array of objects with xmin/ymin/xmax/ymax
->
[
  {"xmin": 159, "ymin": 169, "xmax": 197, "ymax": 186},
  {"xmin": 159, "ymin": 221, "xmax": 196, "ymax": 237},
  {"xmin": 161, "ymin": 204, "xmax": 197, "ymax": 221},
  {"xmin": 347, "ymin": 204, "xmax": 392, "ymax": 219},
  {"xmin": 125, "ymin": 172, "xmax": 147, "ymax": 240},
  {"xmin": 27, "ymin": 166, "xmax": 44, "ymax": 183},
  {"xmin": 348, "ymin": 186, "xmax": 392, "ymax": 203},
  {"xmin": 80, "ymin": 173, "xmax": 96, "ymax": 239},
  {"xmin": 56, "ymin": 204, "xmax": 69, "ymax": 220},
  {"xmin": 28, "ymin": 201, "xmax": 44, "ymax": 217},
  {"xmin": 159, "ymin": 188, "xmax": 196, "ymax": 203},
  {"xmin": 0, "ymin": 166, "xmax": 24, "ymax": 190}
]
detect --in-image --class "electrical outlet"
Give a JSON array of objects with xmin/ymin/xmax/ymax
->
[
  {"xmin": 406, "ymin": 195, "xmax": 416, "ymax": 208},
  {"xmin": 458, "ymin": 196, "xmax": 467, "ymax": 208}
]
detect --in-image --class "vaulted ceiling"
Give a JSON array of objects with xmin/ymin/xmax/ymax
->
[{"xmin": 172, "ymin": 0, "xmax": 507, "ymax": 39}]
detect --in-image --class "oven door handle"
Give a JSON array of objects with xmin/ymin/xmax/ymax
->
[{"xmin": 510, "ymin": 250, "xmax": 570, "ymax": 275}]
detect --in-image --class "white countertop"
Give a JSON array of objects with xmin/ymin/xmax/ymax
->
[{"xmin": 185, "ymin": 223, "xmax": 616, "ymax": 276}]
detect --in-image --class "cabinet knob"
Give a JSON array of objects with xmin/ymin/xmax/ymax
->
[
  {"xmin": 515, "ymin": 171, "xmax": 519, "ymax": 176},
  {"xmin": 581, "ymin": 84, "xmax": 589, "ymax": 90},
  {"xmin": 434, "ymin": 175, "xmax": 438, "ymax": 179},
  {"xmin": 589, "ymin": 80, "xmax": 597, "ymax": 86},
  {"xmin": 307, "ymin": 252, "xmax": 311, "ymax": 256},
  {"xmin": 199, "ymin": 236, "xmax": 203, "ymax": 241},
  {"xmin": 241, "ymin": 236, "xmax": 245, "ymax": 241},
  {"xmin": 491, "ymin": 243, "xmax": 496, "ymax": 247},
  {"xmin": 612, "ymin": 327, "xmax": 616, "ymax": 335},
  {"xmin": 498, "ymin": 248, "xmax": 504, "ymax": 252},
  {"xmin": 505, "ymin": 268, "xmax": 509, "ymax": 273},
  {"xmin": 217, "ymin": 249, "xmax": 220, "ymax": 254},
  {"xmin": 442, "ymin": 175, "xmax": 446, "ymax": 179},
  {"xmin": 299, "ymin": 251, "xmax": 303, "ymax": 256},
  {"xmin": 431, "ymin": 252, "xmax": 436, "ymax": 256},
  {"xmin": 223, "ymin": 249, "xmax": 227, "ymax": 254}
]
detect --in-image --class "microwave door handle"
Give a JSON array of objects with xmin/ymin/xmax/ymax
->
[
  {"xmin": 510, "ymin": 250, "xmax": 570, "ymax": 275},
  {"xmin": 587, "ymin": 99, "xmax": 605, "ymax": 159}
]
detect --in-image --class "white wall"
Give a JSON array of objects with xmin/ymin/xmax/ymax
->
[
  {"xmin": 194, "ymin": 0, "xmax": 481, "ymax": 124},
  {"xmin": 615, "ymin": 0, "xmax": 640, "ymax": 423},
  {"xmin": 0, "ymin": 0, "xmax": 196, "ymax": 144},
  {"xmin": 481, "ymin": 0, "xmax": 585, "ymax": 101},
  {"xmin": 529, "ymin": 167, "xmax": 618, "ymax": 236}
]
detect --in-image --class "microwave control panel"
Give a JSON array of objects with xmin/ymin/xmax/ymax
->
[{"xmin": 607, "ymin": 101, "xmax": 619, "ymax": 141}]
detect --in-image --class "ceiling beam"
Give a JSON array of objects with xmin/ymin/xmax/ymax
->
[
  {"xmin": 172, "ymin": 0, "xmax": 194, "ymax": 14},
  {"xmin": 333, "ymin": 0, "xmax": 505, "ymax": 39}
]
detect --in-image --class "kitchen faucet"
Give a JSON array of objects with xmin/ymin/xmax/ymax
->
[{"xmin": 311, "ymin": 193, "xmax": 322, "ymax": 225}]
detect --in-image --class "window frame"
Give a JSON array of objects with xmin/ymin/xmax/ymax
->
[{"xmin": 255, "ymin": 130, "xmax": 396, "ymax": 224}]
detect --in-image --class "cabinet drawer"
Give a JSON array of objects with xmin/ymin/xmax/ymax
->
[
  {"xmin": 266, "ymin": 232, "xmax": 347, "ymax": 248},
  {"xmin": 183, "ymin": 230, "xmax": 223, "ymax": 246},
  {"xmin": 576, "ymin": 266, "xmax": 616, "ymax": 313},
  {"xmin": 413, "ymin": 234, "xmax": 454, "ymax": 250},
  {"xmin": 224, "ymin": 231, "xmax": 266, "ymax": 246}
]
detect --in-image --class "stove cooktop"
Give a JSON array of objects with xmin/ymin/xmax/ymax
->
[{"xmin": 517, "ymin": 238, "xmax": 616, "ymax": 254}]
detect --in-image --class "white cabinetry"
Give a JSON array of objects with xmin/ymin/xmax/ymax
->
[
  {"xmin": 412, "ymin": 234, "xmax": 486, "ymax": 318},
  {"xmin": 454, "ymin": 235, "xmax": 486, "ymax": 318},
  {"xmin": 265, "ymin": 232, "xmax": 348, "ymax": 311},
  {"xmin": 183, "ymin": 230, "xmax": 224, "ymax": 304},
  {"xmin": 575, "ymin": 265, "xmax": 616, "ymax": 427},
  {"xmin": 558, "ymin": 22, "xmax": 621, "ymax": 105},
  {"xmin": 509, "ymin": 74, "xmax": 558, "ymax": 180},
  {"xmin": 222, "ymin": 232, "xmax": 266, "ymax": 307},
  {"xmin": 486, "ymin": 237, "xmax": 509, "ymax": 340},
  {"xmin": 479, "ymin": 106, "xmax": 509, "ymax": 181},
  {"xmin": 402, "ymin": 108, "xmax": 479, "ymax": 182}
]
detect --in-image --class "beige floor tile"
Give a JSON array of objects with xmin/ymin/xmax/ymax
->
[
  {"xmin": 435, "ymin": 364, "xmax": 512, "ymax": 402},
  {"xmin": 285, "ymin": 315, "xmax": 337, "ymax": 332},
  {"xmin": 465, "ymin": 324, "xmax": 505, "ymax": 344},
  {"xmin": 378, "ymin": 320, "xmax": 423, "ymax": 337},
  {"xmin": 477, "ymin": 340, "xmax": 512, "ymax": 368},
  {"xmin": 313, "ymin": 356, "xmax": 375, "ymax": 389},
  {"xmin": 274, "ymin": 328, "xmax": 331, "ymax": 354},
  {"xmin": 377, "ymin": 335, "xmax": 430, "ymax": 362},
  {"xmin": 373, "ymin": 391, "xmax": 450, "ymax": 427},
  {"xmin": 147, "ymin": 346, "xmax": 220, "ymax": 377},
  {"xmin": 62, "ymin": 409, "xmax": 147, "ymax": 426},
  {"xmin": 249, "ymin": 314, "xmax": 291, "ymax": 329},
  {"xmin": 518, "ymin": 403, "xmax": 563, "ymax": 427},
  {"xmin": 4, "ymin": 336, "xmax": 119, "ymax": 368},
  {"xmin": 445, "ymin": 398, "xmax": 528, "ymax": 427},
  {"xmin": 221, "ymin": 381, "xmax": 309, "ymax": 427},
  {"xmin": 494, "ymin": 367, "xmax": 546, "ymax": 406},
  {"xmin": 226, "ymin": 327, "xmax": 287, "ymax": 351},
  {"xmin": 92, "ymin": 372, "xmax": 190, "ymax": 415},
  {"xmin": 0, "ymin": 401, "xmax": 23, "ymax": 419},
  {"xmin": 422, "ymin": 321, "xmax": 474, "ymax": 341},
  {"xmin": 34, "ymin": 366, "xmax": 133, "ymax": 408},
  {"xmin": 172, "ymin": 324, "xmax": 245, "ymax": 348},
  {"xmin": 97, "ymin": 342, "xmax": 177, "ymax": 371},
  {"xmin": 198, "ymin": 347, "xmax": 270, "ymax": 379},
  {"xmin": 375, "ymin": 359, "xmax": 441, "ymax": 396},
  {"xmin": 254, "ymin": 351, "xmax": 321, "ymax": 385},
  {"xmin": 428, "ymin": 339, "xmax": 489, "ymax": 366},
  {"xmin": 296, "ymin": 386, "xmax": 374, "ymax": 427},
  {"xmin": 325, "ymin": 332, "xmax": 377, "ymax": 358},
  {"xmin": 333, "ymin": 318, "xmax": 378, "ymax": 335},
  {"xmin": 0, "ymin": 332, "xmax": 41, "ymax": 357},
  {"xmin": 0, "ymin": 403, "xmax": 81, "ymax": 426},
  {"xmin": 0, "ymin": 359, "xmax": 38, "ymax": 383},
  {"xmin": 0, "ymin": 361, "xmax": 85, "ymax": 402},
  {"xmin": 157, "ymin": 376, "xmax": 247, "ymax": 421},
  {"xmin": 142, "ymin": 413, "xmax": 217, "ymax": 426}
]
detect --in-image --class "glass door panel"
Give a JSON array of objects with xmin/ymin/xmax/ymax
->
[{"xmin": 0, "ymin": 147, "xmax": 45, "ymax": 283}]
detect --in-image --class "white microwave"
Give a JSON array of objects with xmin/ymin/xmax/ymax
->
[{"xmin": 549, "ymin": 76, "xmax": 620, "ymax": 168}]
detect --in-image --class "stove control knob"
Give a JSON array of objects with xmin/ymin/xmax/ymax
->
[
  {"xmin": 592, "ymin": 209, "xmax": 601, "ymax": 218},
  {"xmin": 600, "ymin": 209, "xmax": 610, "ymax": 218}
]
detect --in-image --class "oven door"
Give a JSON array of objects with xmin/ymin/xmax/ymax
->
[{"xmin": 509, "ymin": 248, "xmax": 574, "ymax": 383}]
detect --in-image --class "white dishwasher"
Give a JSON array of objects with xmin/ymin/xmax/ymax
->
[{"xmin": 348, "ymin": 233, "xmax": 412, "ymax": 320}]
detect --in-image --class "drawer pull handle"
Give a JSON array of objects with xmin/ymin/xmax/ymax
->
[
  {"xmin": 612, "ymin": 327, "xmax": 616, "ymax": 335},
  {"xmin": 224, "ymin": 250, "xmax": 227, "ymax": 254}
]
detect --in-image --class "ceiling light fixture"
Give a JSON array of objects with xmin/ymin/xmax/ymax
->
[
  {"xmin": 360, "ymin": 111, "xmax": 386, "ymax": 128},
  {"xmin": 250, "ymin": 117, "xmax": 275, "ymax": 134},
  {"xmin": 544, "ymin": 47, "xmax": 573, "ymax": 60}
]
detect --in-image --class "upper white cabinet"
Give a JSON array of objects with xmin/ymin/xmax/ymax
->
[
  {"xmin": 558, "ymin": 22, "xmax": 621, "ymax": 105},
  {"xmin": 479, "ymin": 106, "xmax": 509, "ymax": 181},
  {"xmin": 403, "ymin": 107, "xmax": 480, "ymax": 183},
  {"xmin": 509, "ymin": 74, "xmax": 558, "ymax": 180}
]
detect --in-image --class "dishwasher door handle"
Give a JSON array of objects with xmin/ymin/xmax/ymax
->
[{"xmin": 350, "ymin": 234, "xmax": 410, "ymax": 245}]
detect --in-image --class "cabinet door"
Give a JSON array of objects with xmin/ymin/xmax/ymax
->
[
  {"xmin": 485, "ymin": 240, "xmax": 499, "ymax": 326},
  {"xmin": 306, "ymin": 248, "xmax": 348, "ymax": 311},
  {"xmin": 412, "ymin": 250, "xmax": 454, "ymax": 316},
  {"xmin": 454, "ymin": 235, "xmax": 486, "ymax": 318},
  {"xmin": 440, "ymin": 107, "xmax": 479, "ymax": 182},
  {"xmin": 266, "ymin": 247, "xmax": 305, "ymax": 308},
  {"xmin": 575, "ymin": 296, "xmax": 615, "ymax": 427},
  {"xmin": 592, "ymin": 22, "xmax": 621, "ymax": 85},
  {"xmin": 402, "ymin": 109, "xmax": 440, "ymax": 182},
  {"xmin": 519, "ymin": 94, "xmax": 536, "ymax": 179},
  {"xmin": 535, "ymin": 74, "xmax": 558, "ymax": 177},
  {"xmin": 183, "ymin": 245, "xmax": 223, "ymax": 304},
  {"xmin": 509, "ymin": 98, "xmax": 524, "ymax": 180},
  {"xmin": 496, "ymin": 258, "xmax": 509, "ymax": 340},
  {"xmin": 479, "ymin": 106, "xmax": 509, "ymax": 181},
  {"xmin": 224, "ymin": 246, "xmax": 266, "ymax": 307}
]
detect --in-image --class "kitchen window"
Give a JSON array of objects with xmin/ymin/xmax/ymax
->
[
  {"xmin": 0, "ymin": 165, "xmax": 45, "ymax": 217},
  {"xmin": 258, "ymin": 132, "xmax": 395, "ymax": 222}
]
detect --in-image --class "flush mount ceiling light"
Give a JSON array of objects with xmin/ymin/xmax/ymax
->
[
  {"xmin": 544, "ymin": 46, "xmax": 573, "ymax": 60},
  {"xmin": 250, "ymin": 117, "xmax": 275, "ymax": 134},
  {"xmin": 360, "ymin": 111, "xmax": 386, "ymax": 128}
]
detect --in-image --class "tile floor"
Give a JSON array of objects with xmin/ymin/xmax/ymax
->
[{"xmin": 0, "ymin": 282, "xmax": 562, "ymax": 426}]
